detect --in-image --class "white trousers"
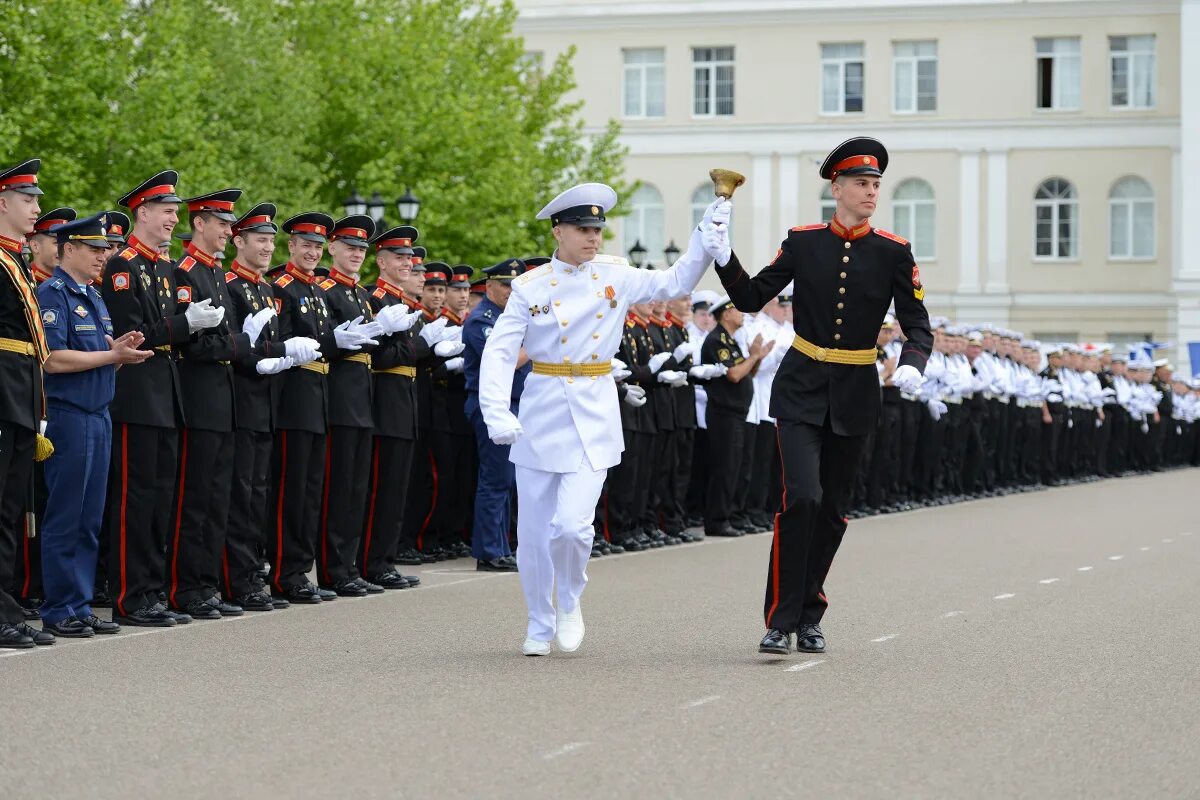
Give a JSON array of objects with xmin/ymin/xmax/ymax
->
[{"xmin": 514, "ymin": 457, "xmax": 608, "ymax": 641}]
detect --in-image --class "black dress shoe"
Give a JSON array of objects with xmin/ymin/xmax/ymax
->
[
  {"xmin": 394, "ymin": 549, "xmax": 425, "ymax": 566},
  {"xmin": 590, "ymin": 544, "xmax": 604, "ymax": 558},
  {"xmin": 114, "ymin": 605, "xmax": 177, "ymax": 627},
  {"xmin": 607, "ymin": 541, "xmax": 625, "ymax": 554},
  {"xmin": 0, "ymin": 623, "xmax": 35, "ymax": 649},
  {"xmin": 616, "ymin": 537, "xmax": 645, "ymax": 552},
  {"xmin": 327, "ymin": 581, "xmax": 367, "ymax": 598},
  {"xmin": 43, "ymin": 618, "xmax": 94, "ymax": 638},
  {"xmin": 235, "ymin": 592, "xmax": 276, "ymax": 611},
  {"xmin": 796, "ymin": 623, "xmax": 826, "ymax": 653},
  {"xmin": 270, "ymin": 595, "xmax": 291, "ymax": 609},
  {"xmin": 354, "ymin": 577, "xmax": 385, "ymax": 594},
  {"xmin": 18, "ymin": 598, "xmax": 41, "ymax": 619},
  {"xmin": 706, "ymin": 524, "xmax": 743, "ymax": 537},
  {"xmin": 180, "ymin": 600, "xmax": 221, "ymax": 620},
  {"xmin": 80, "ymin": 615, "xmax": 120, "ymax": 634},
  {"xmin": 274, "ymin": 585, "xmax": 321, "ymax": 604},
  {"xmin": 400, "ymin": 572, "xmax": 420, "ymax": 587},
  {"xmin": 477, "ymin": 558, "xmax": 518, "ymax": 572},
  {"xmin": 315, "ymin": 587, "xmax": 337, "ymax": 601},
  {"xmin": 206, "ymin": 597, "xmax": 244, "ymax": 616},
  {"xmin": 16, "ymin": 622, "xmax": 56, "ymax": 645},
  {"xmin": 158, "ymin": 604, "xmax": 192, "ymax": 624},
  {"xmin": 367, "ymin": 572, "xmax": 410, "ymax": 590},
  {"xmin": 759, "ymin": 628, "xmax": 791, "ymax": 655}
]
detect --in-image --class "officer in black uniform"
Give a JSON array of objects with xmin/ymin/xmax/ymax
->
[
  {"xmin": 361, "ymin": 225, "xmax": 424, "ymax": 587},
  {"xmin": 269, "ymin": 212, "xmax": 377, "ymax": 604},
  {"xmin": 712, "ymin": 138, "xmax": 933, "ymax": 656},
  {"xmin": 0, "ymin": 159, "xmax": 54, "ymax": 648},
  {"xmin": 103, "ymin": 170, "xmax": 224, "ymax": 627},
  {"xmin": 315, "ymin": 215, "xmax": 384, "ymax": 597},
  {"xmin": 37, "ymin": 213, "xmax": 149, "ymax": 638},
  {"xmin": 701, "ymin": 296, "xmax": 771, "ymax": 537}
]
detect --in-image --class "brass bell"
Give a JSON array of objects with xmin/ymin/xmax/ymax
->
[{"xmin": 709, "ymin": 169, "xmax": 746, "ymax": 199}]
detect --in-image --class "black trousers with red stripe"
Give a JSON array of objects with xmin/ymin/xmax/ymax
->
[
  {"xmin": 655, "ymin": 428, "xmax": 692, "ymax": 534},
  {"xmin": 401, "ymin": 432, "xmax": 434, "ymax": 552},
  {"xmin": 359, "ymin": 435, "xmax": 415, "ymax": 576},
  {"xmin": 607, "ymin": 429, "xmax": 651, "ymax": 541},
  {"xmin": 11, "ymin": 460, "xmax": 44, "ymax": 604},
  {"xmin": 268, "ymin": 429, "xmax": 325, "ymax": 593},
  {"xmin": 223, "ymin": 428, "xmax": 273, "ymax": 599},
  {"xmin": 0, "ymin": 421, "xmax": 34, "ymax": 624},
  {"xmin": 764, "ymin": 418, "xmax": 867, "ymax": 632},
  {"xmin": 318, "ymin": 425, "xmax": 372, "ymax": 586},
  {"xmin": 107, "ymin": 423, "xmax": 178, "ymax": 616},
  {"xmin": 166, "ymin": 428, "xmax": 234, "ymax": 608},
  {"xmin": 429, "ymin": 429, "xmax": 475, "ymax": 546}
]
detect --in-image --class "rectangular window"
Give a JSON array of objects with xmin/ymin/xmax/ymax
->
[
  {"xmin": 1036, "ymin": 37, "xmax": 1081, "ymax": 110},
  {"xmin": 692, "ymin": 47, "xmax": 735, "ymax": 117},
  {"xmin": 893, "ymin": 41, "xmax": 937, "ymax": 113},
  {"xmin": 1110, "ymin": 35, "xmax": 1156, "ymax": 109},
  {"xmin": 623, "ymin": 48, "xmax": 665, "ymax": 118},
  {"xmin": 821, "ymin": 43, "xmax": 864, "ymax": 114}
]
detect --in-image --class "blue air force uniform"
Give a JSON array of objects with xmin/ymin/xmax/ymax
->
[
  {"xmin": 36, "ymin": 222, "xmax": 116, "ymax": 627},
  {"xmin": 463, "ymin": 259, "xmax": 530, "ymax": 562}
]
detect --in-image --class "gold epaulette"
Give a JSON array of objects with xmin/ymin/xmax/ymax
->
[
  {"xmin": 274, "ymin": 274, "xmax": 294, "ymax": 288},
  {"xmin": 515, "ymin": 263, "xmax": 552, "ymax": 285}
]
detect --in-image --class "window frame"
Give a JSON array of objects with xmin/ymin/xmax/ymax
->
[
  {"xmin": 891, "ymin": 179, "xmax": 937, "ymax": 261},
  {"xmin": 1108, "ymin": 176, "xmax": 1156, "ymax": 261},
  {"xmin": 622, "ymin": 184, "xmax": 667, "ymax": 265},
  {"xmin": 691, "ymin": 46, "xmax": 736, "ymax": 119},
  {"xmin": 1109, "ymin": 34, "xmax": 1156, "ymax": 111},
  {"xmin": 1033, "ymin": 177, "xmax": 1080, "ymax": 262},
  {"xmin": 820, "ymin": 42, "xmax": 865, "ymax": 116},
  {"xmin": 892, "ymin": 40, "xmax": 938, "ymax": 115},
  {"xmin": 1035, "ymin": 37, "xmax": 1082, "ymax": 112},
  {"xmin": 622, "ymin": 47, "xmax": 666, "ymax": 120}
]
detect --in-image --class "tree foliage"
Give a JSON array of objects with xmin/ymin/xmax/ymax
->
[{"xmin": 0, "ymin": 0, "xmax": 628, "ymax": 276}]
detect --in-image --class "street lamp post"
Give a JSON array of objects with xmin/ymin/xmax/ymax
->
[
  {"xmin": 342, "ymin": 189, "xmax": 367, "ymax": 217},
  {"xmin": 663, "ymin": 240, "xmax": 680, "ymax": 267},
  {"xmin": 628, "ymin": 239, "xmax": 647, "ymax": 268},
  {"xmin": 396, "ymin": 187, "xmax": 421, "ymax": 224}
]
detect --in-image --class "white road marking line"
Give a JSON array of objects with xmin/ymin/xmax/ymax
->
[
  {"xmin": 1039, "ymin": 578, "xmax": 1060, "ymax": 584},
  {"xmin": 1183, "ymin": 532, "xmax": 1194, "ymax": 537},
  {"xmin": 1140, "ymin": 546, "xmax": 1151, "ymax": 551},
  {"xmin": 1077, "ymin": 566, "xmax": 1094, "ymax": 572},
  {"xmin": 785, "ymin": 659, "xmax": 825, "ymax": 672},
  {"xmin": 543, "ymin": 742, "xmax": 589, "ymax": 760},
  {"xmin": 942, "ymin": 611, "xmax": 964, "ymax": 618},
  {"xmin": 1162, "ymin": 538, "xmax": 1174, "ymax": 543},
  {"xmin": 993, "ymin": 593, "xmax": 1016, "ymax": 600},
  {"xmin": 871, "ymin": 634, "xmax": 898, "ymax": 643},
  {"xmin": 682, "ymin": 695, "xmax": 721, "ymax": 709},
  {"xmin": 1108, "ymin": 555, "xmax": 1124, "ymax": 561}
]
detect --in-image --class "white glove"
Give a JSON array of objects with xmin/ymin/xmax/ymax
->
[
  {"xmin": 444, "ymin": 357, "xmax": 464, "ymax": 373},
  {"xmin": 701, "ymin": 221, "xmax": 731, "ymax": 267},
  {"xmin": 242, "ymin": 307, "xmax": 276, "ymax": 345},
  {"xmin": 622, "ymin": 384, "xmax": 647, "ymax": 407},
  {"xmin": 355, "ymin": 319, "xmax": 385, "ymax": 342},
  {"xmin": 489, "ymin": 418, "xmax": 523, "ymax": 446},
  {"xmin": 701, "ymin": 198, "xmax": 732, "ymax": 227},
  {"xmin": 648, "ymin": 352, "xmax": 671, "ymax": 374},
  {"xmin": 434, "ymin": 340, "xmax": 465, "ymax": 358},
  {"xmin": 672, "ymin": 342, "xmax": 691, "ymax": 362},
  {"xmin": 443, "ymin": 325, "xmax": 463, "ymax": 343},
  {"xmin": 333, "ymin": 317, "xmax": 374, "ymax": 351},
  {"xmin": 418, "ymin": 317, "xmax": 449, "ymax": 345},
  {"xmin": 611, "ymin": 358, "xmax": 632, "ymax": 382},
  {"xmin": 689, "ymin": 364, "xmax": 724, "ymax": 380},
  {"xmin": 657, "ymin": 369, "xmax": 686, "ymax": 385},
  {"xmin": 926, "ymin": 399, "xmax": 948, "ymax": 421},
  {"xmin": 283, "ymin": 336, "xmax": 320, "ymax": 364},
  {"xmin": 892, "ymin": 364, "xmax": 924, "ymax": 395},
  {"xmin": 185, "ymin": 297, "xmax": 224, "ymax": 332},
  {"xmin": 255, "ymin": 356, "xmax": 294, "ymax": 376},
  {"xmin": 375, "ymin": 304, "xmax": 420, "ymax": 335}
]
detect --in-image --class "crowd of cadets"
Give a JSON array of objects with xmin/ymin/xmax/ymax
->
[{"xmin": 1, "ymin": 159, "xmax": 1198, "ymax": 648}]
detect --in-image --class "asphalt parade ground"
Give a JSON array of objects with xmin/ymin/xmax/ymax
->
[{"xmin": 2, "ymin": 469, "xmax": 1198, "ymax": 799}]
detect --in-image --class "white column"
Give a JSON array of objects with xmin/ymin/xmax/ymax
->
[
  {"xmin": 749, "ymin": 153, "xmax": 774, "ymax": 269},
  {"xmin": 984, "ymin": 149, "xmax": 1009, "ymax": 294},
  {"xmin": 1174, "ymin": 0, "xmax": 1200, "ymax": 369},
  {"xmin": 957, "ymin": 150, "xmax": 981, "ymax": 294},
  {"xmin": 777, "ymin": 155, "xmax": 800, "ymax": 231}
]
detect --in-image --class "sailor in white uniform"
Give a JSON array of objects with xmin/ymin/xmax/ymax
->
[{"xmin": 479, "ymin": 183, "xmax": 729, "ymax": 655}]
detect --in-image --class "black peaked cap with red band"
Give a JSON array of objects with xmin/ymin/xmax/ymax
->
[
  {"xmin": 0, "ymin": 158, "xmax": 45, "ymax": 196},
  {"xmin": 330, "ymin": 214, "xmax": 375, "ymax": 247},
  {"xmin": 184, "ymin": 188, "xmax": 242, "ymax": 223},
  {"xmin": 282, "ymin": 211, "xmax": 335, "ymax": 243},
  {"xmin": 233, "ymin": 203, "xmax": 278, "ymax": 235},
  {"xmin": 370, "ymin": 224, "xmax": 418, "ymax": 255},
  {"xmin": 819, "ymin": 137, "xmax": 889, "ymax": 180},
  {"xmin": 33, "ymin": 207, "xmax": 76, "ymax": 235},
  {"xmin": 119, "ymin": 169, "xmax": 181, "ymax": 209}
]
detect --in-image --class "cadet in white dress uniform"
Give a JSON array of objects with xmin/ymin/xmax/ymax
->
[{"xmin": 479, "ymin": 183, "xmax": 729, "ymax": 655}]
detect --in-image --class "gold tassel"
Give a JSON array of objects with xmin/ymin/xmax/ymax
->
[{"xmin": 35, "ymin": 433, "xmax": 54, "ymax": 462}]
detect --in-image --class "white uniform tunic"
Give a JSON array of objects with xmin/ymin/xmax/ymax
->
[{"xmin": 479, "ymin": 227, "xmax": 712, "ymax": 641}]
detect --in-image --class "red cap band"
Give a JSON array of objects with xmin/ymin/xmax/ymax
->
[
  {"xmin": 375, "ymin": 237, "xmax": 412, "ymax": 250},
  {"xmin": 128, "ymin": 184, "xmax": 177, "ymax": 209},
  {"xmin": 0, "ymin": 174, "xmax": 38, "ymax": 192},
  {"xmin": 333, "ymin": 227, "xmax": 368, "ymax": 240},
  {"xmin": 234, "ymin": 214, "xmax": 272, "ymax": 231},
  {"xmin": 830, "ymin": 155, "xmax": 879, "ymax": 178},
  {"xmin": 292, "ymin": 222, "xmax": 327, "ymax": 236},
  {"xmin": 187, "ymin": 199, "xmax": 235, "ymax": 213}
]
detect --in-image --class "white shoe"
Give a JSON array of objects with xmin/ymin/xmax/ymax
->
[
  {"xmin": 554, "ymin": 603, "xmax": 584, "ymax": 652},
  {"xmin": 522, "ymin": 637, "xmax": 551, "ymax": 656}
]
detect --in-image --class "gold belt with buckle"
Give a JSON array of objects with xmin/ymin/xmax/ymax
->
[
  {"xmin": 531, "ymin": 360, "xmax": 612, "ymax": 377},
  {"xmin": 0, "ymin": 338, "xmax": 35, "ymax": 356},
  {"xmin": 373, "ymin": 365, "xmax": 416, "ymax": 378},
  {"xmin": 345, "ymin": 353, "xmax": 372, "ymax": 367},
  {"xmin": 300, "ymin": 361, "xmax": 330, "ymax": 375},
  {"xmin": 791, "ymin": 334, "xmax": 876, "ymax": 366}
]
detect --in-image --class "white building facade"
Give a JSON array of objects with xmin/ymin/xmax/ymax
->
[{"xmin": 514, "ymin": 0, "xmax": 1200, "ymax": 367}]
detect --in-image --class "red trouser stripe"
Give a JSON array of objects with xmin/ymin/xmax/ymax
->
[
  {"xmin": 360, "ymin": 440, "xmax": 381, "ymax": 568},
  {"xmin": 116, "ymin": 424, "xmax": 130, "ymax": 616},
  {"xmin": 169, "ymin": 429, "xmax": 189, "ymax": 608},
  {"xmin": 20, "ymin": 518, "xmax": 31, "ymax": 595},
  {"xmin": 318, "ymin": 433, "xmax": 333, "ymax": 584},
  {"xmin": 417, "ymin": 450, "xmax": 438, "ymax": 550},
  {"xmin": 765, "ymin": 513, "xmax": 782, "ymax": 628},
  {"xmin": 272, "ymin": 432, "xmax": 288, "ymax": 592}
]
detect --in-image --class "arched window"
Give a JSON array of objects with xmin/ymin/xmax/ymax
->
[
  {"xmin": 892, "ymin": 179, "xmax": 936, "ymax": 260},
  {"xmin": 690, "ymin": 183, "xmax": 712, "ymax": 231},
  {"xmin": 1034, "ymin": 178, "xmax": 1078, "ymax": 260},
  {"xmin": 820, "ymin": 184, "xmax": 836, "ymax": 223},
  {"xmin": 1109, "ymin": 176, "xmax": 1154, "ymax": 259},
  {"xmin": 622, "ymin": 184, "xmax": 665, "ymax": 266}
]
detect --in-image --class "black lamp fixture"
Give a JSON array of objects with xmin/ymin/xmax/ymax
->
[
  {"xmin": 342, "ymin": 188, "xmax": 367, "ymax": 217},
  {"xmin": 628, "ymin": 239, "xmax": 647, "ymax": 268},
  {"xmin": 396, "ymin": 187, "xmax": 421, "ymax": 223},
  {"xmin": 367, "ymin": 191, "xmax": 386, "ymax": 226},
  {"xmin": 664, "ymin": 239, "xmax": 680, "ymax": 267}
]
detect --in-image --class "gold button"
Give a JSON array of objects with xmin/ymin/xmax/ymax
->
[
  {"xmin": 592, "ymin": 333, "xmax": 600, "ymax": 339},
  {"xmin": 840, "ymin": 272, "xmax": 847, "ymax": 279},
  {"xmin": 592, "ymin": 273, "xmax": 599, "ymax": 280},
  {"xmin": 590, "ymin": 375, "xmax": 597, "ymax": 381},
  {"xmin": 561, "ymin": 336, "xmax": 568, "ymax": 344},
  {"xmin": 844, "ymin": 241, "xmax": 851, "ymax": 249},
  {"xmin": 834, "ymin": 333, "xmax": 841, "ymax": 341},
  {"xmin": 838, "ymin": 302, "xmax": 844, "ymax": 309},
  {"xmin": 591, "ymin": 353, "xmax": 598, "ymax": 360},
  {"xmin": 567, "ymin": 377, "xmax": 574, "ymax": 384},
  {"xmin": 839, "ymin": 287, "xmax": 846, "ymax": 294},
  {"xmin": 554, "ymin": 300, "xmax": 561, "ymax": 307},
  {"xmin": 596, "ymin": 313, "xmax": 603, "ymax": 319},
  {"xmin": 561, "ymin": 320, "xmax": 568, "ymax": 327},
  {"xmin": 550, "ymin": 279, "xmax": 558, "ymax": 286},
  {"xmin": 563, "ymin": 357, "xmax": 570, "ymax": 363},
  {"xmin": 836, "ymin": 318, "xmax": 843, "ymax": 325},
  {"xmin": 842, "ymin": 256, "xmax": 849, "ymax": 263}
]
